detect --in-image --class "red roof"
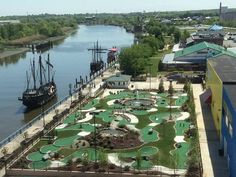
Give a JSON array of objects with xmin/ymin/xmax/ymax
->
[{"xmin": 109, "ymin": 48, "xmax": 118, "ymax": 52}]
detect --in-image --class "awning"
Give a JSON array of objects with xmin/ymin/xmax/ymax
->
[{"xmin": 202, "ymin": 88, "xmax": 212, "ymax": 104}]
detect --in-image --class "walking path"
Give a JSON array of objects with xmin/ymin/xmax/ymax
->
[{"xmin": 193, "ymin": 84, "xmax": 229, "ymax": 177}]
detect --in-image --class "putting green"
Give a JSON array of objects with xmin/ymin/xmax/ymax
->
[
  {"xmin": 171, "ymin": 142, "xmax": 190, "ymax": 169},
  {"xmin": 40, "ymin": 145, "xmax": 60, "ymax": 154},
  {"xmin": 129, "ymin": 110, "xmax": 149, "ymax": 116},
  {"xmin": 27, "ymin": 152, "xmax": 44, "ymax": 162},
  {"xmin": 120, "ymin": 146, "xmax": 158, "ymax": 158},
  {"xmin": 140, "ymin": 127, "xmax": 158, "ymax": 143},
  {"xmin": 28, "ymin": 161, "xmax": 51, "ymax": 170},
  {"xmin": 139, "ymin": 146, "xmax": 158, "ymax": 156},
  {"xmin": 54, "ymin": 135, "xmax": 80, "ymax": 147},
  {"xmin": 156, "ymin": 98, "xmax": 168, "ymax": 107},
  {"xmin": 175, "ymin": 96, "xmax": 188, "ymax": 106},
  {"xmin": 83, "ymin": 98, "xmax": 99, "ymax": 109},
  {"xmin": 149, "ymin": 112, "xmax": 181, "ymax": 123},
  {"xmin": 175, "ymin": 120, "xmax": 191, "ymax": 136},
  {"xmin": 63, "ymin": 112, "xmax": 81, "ymax": 124},
  {"xmin": 96, "ymin": 110, "xmax": 115, "ymax": 122}
]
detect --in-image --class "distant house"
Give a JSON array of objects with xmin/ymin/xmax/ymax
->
[
  {"xmin": 105, "ymin": 73, "xmax": 131, "ymax": 89},
  {"xmin": 206, "ymin": 53, "xmax": 236, "ymax": 177},
  {"xmin": 163, "ymin": 42, "xmax": 231, "ymax": 71},
  {"xmin": 161, "ymin": 19, "xmax": 172, "ymax": 24}
]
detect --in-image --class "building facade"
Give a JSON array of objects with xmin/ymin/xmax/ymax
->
[
  {"xmin": 206, "ymin": 54, "xmax": 236, "ymax": 177},
  {"xmin": 222, "ymin": 85, "xmax": 236, "ymax": 177},
  {"xmin": 105, "ymin": 73, "xmax": 131, "ymax": 89}
]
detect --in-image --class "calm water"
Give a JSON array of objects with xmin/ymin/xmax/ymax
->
[{"xmin": 0, "ymin": 25, "xmax": 134, "ymax": 140}]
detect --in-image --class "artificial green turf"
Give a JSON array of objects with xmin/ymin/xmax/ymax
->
[
  {"xmin": 170, "ymin": 142, "xmax": 190, "ymax": 169},
  {"xmin": 83, "ymin": 98, "xmax": 100, "ymax": 109},
  {"xmin": 40, "ymin": 145, "xmax": 60, "ymax": 154},
  {"xmin": 140, "ymin": 127, "xmax": 158, "ymax": 143},
  {"xmin": 27, "ymin": 152, "xmax": 44, "ymax": 162},
  {"xmin": 175, "ymin": 120, "xmax": 191, "ymax": 136},
  {"xmin": 28, "ymin": 161, "xmax": 51, "ymax": 170},
  {"xmin": 54, "ymin": 135, "xmax": 80, "ymax": 147},
  {"xmin": 152, "ymin": 122, "xmax": 176, "ymax": 168},
  {"xmin": 26, "ymin": 90, "xmax": 192, "ymax": 171}
]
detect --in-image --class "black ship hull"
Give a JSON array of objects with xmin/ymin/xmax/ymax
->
[
  {"xmin": 90, "ymin": 61, "xmax": 104, "ymax": 74},
  {"xmin": 21, "ymin": 82, "xmax": 57, "ymax": 108}
]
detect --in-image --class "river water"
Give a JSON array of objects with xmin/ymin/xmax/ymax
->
[{"xmin": 0, "ymin": 25, "xmax": 134, "ymax": 141}]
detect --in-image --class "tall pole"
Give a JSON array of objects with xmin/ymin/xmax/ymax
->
[{"xmin": 93, "ymin": 114, "xmax": 97, "ymax": 164}]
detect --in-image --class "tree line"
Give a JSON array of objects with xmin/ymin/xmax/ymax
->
[{"xmin": 0, "ymin": 15, "xmax": 78, "ymax": 41}]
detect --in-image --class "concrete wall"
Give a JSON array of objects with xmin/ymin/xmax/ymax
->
[
  {"xmin": 6, "ymin": 169, "xmax": 169, "ymax": 177},
  {"xmin": 206, "ymin": 61, "xmax": 223, "ymax": 137},
  {"xmin": 222, "ymin": 88, "xmax": 236, "ymax": 177}
]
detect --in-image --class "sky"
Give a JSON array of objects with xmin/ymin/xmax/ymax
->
[{"xmin": 0, "ymin": 0, "xmax": 236, "ymax": 16}]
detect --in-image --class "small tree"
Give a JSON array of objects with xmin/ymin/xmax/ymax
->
[
  {"xmin": 183, "ymin": 79, "xmax": 190, "ymax": 93},
  {"xmin": 135, "ymin": 151, "xmax": 142, "ymax": 172},
  {"xmin": 99, "ymin": 150, "xmax": 108, "ymax": 168},
  {"xmin": 168, "ymin": 81, "xmax": 174, "ymax": 96},
  {"xmin": 158, "ymin": 79, "xmax": 165, "ymax": 93}
]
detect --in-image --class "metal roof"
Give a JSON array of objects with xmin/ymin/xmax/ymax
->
[
  {"xmin": 106, "ymin": 74, "xmax": 131, "ymax": 82},
  {"xmin": 208, "ymin": 55, "xmax": 236, "ymax": 83},
  {"xmin": 175, "ymin": 42, "xmax": 225, "ymax": 58}
]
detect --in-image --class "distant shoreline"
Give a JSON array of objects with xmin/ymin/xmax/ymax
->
[{"xmin": 0, "ymin": 28, "xmax": 78, "ymax": 60}]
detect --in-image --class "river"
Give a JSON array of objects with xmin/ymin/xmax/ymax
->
[{"xmin": 0, "ymin": 25, "xmax": 134, "ymax": 141}]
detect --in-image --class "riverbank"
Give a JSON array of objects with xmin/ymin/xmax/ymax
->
[{"xmin": 0, "ymin": 48, "xmax": 29, "ymax": 59}]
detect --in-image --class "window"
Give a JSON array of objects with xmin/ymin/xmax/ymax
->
[{"xmin": 225, "ymin": 115, "xmax": 229, "ymax": 127}]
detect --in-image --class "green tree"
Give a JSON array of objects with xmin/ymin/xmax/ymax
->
[
  {"xmin": 119, "ymin": 44, "xmax": 153, "ymax": 77},
  {"xmin": 173, "ymin": 29, "xmax": 181, "ymax": 43}
]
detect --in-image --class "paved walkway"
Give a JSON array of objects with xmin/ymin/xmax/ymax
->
[{"xmin": 193, "ymin": 84, "xmax": 229, "ymax": 177}]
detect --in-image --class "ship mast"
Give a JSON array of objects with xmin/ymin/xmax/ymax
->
[
  {"xmin": 31, "ymin": 58, "xmax": 36, "ymax": 90},
  {"xmin": 39, "ymin": 55, "xmax": 43, "ymax": 86},
  {"xmin": 47, "ymin": 53, "xmax": 50, "ymax": 83},
  {"xmin": 26, "ymin": 71, "xmax": 30, "ymax": 90}
]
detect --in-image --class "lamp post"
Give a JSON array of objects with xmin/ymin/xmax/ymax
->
[
  {"xmin": 168, "ymin": 80, "xmax": 173, "ymax": 120},
  {"xmin": 147, "ymin": 63, "xmax": 152, "ymax": 91},
  {"xmin": 92, "ymin": 112, "xmax": 99, "ymax": 164}
]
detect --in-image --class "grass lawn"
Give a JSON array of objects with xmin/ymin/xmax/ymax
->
[{"xmin": 146, "ymin": 49, "xmax": 171, "ymax": 77}]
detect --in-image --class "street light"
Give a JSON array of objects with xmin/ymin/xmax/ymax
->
[{"xmin": 91, "ymin": 112, "xmax": 99, "ymax": 164}]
